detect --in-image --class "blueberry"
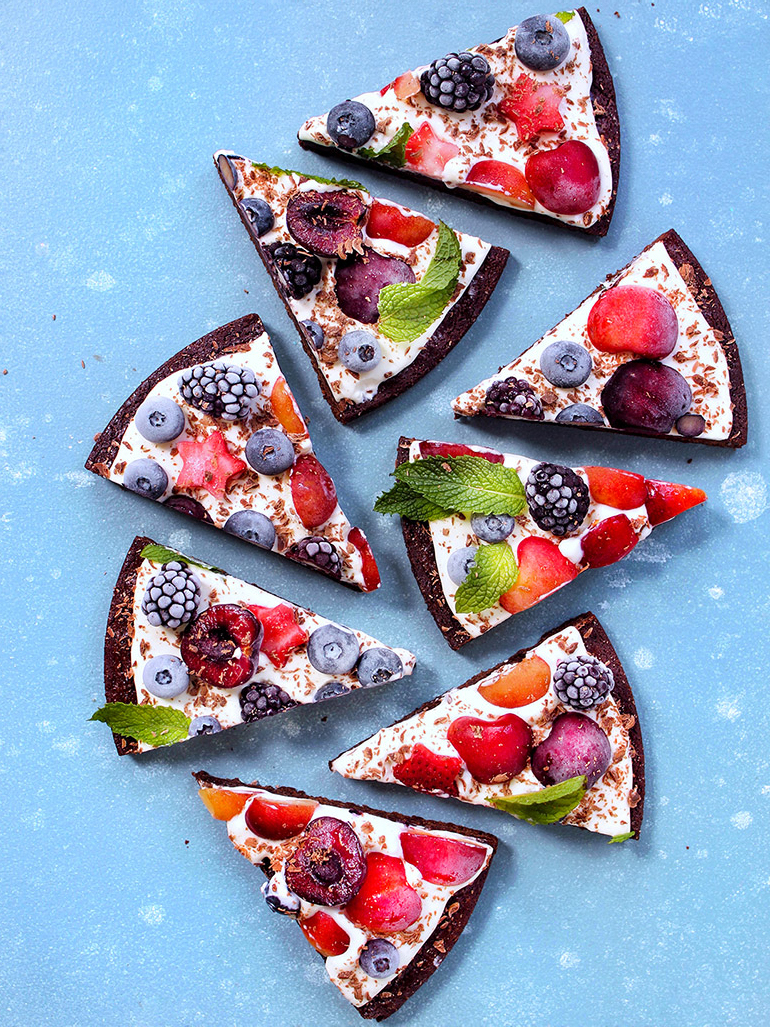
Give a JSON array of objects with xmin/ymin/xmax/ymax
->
[
  {"xmin": 307, "ymin": 624, "xmax": 360, "ymax": 675},
  {"xmin": 555, "ymin": 403, "xmax": 604, "ymax": 425},
  {"xmin": 359, "ymin": 939, "xmax": 400, "ymax": 979},
  {"xmin": 142, "ymin": 654, "xmax": 189, "ymax": 699},
  {"xmin": 676, "ymin": 413, "xmax": 706, "ymax": 438},
  {"xmin": 123, "ymin": 458, "xmax": 168, "ymax": 500},
  {"xmin": 245, "ymin": 428, "xmax": 295, "ymax": 475},
  {"xmin": 356, "ymin": 648, "xmax": 404, "ymax": 687},
  {"xmin": 514, "ymin": 14, "xmax": 571, "ymax": 71},
  {"xmin": 539, "ymin": 340, "xmax": 593, "ymax": 388},
  {"xmin": 314, "ymin": 681, "xmax": 351, "ymax": 702},
  {"xmin": 471, "ymin": 513, "xmax": 516, "ymax": 543},
  {"xmin": 188, "ymin": 715, "xmax": 222, "ymax": 737},
  {"xmin": 301, "ymin": 320, "xmax": 325, "ymax": 350},
  {"xmin": 446, "ymin": 546, "xmax": 478, "ymax": 585},
  {"xmin": 239, "ymin": 196, "xmax": 274, "ymax": 237},
  {"xmin": 223, "ymin": 510, "xmax": 277, "ymax": 550},
  {"xmin": 327, "ymin": 100, "xmax": 376, "ymax": 150},
  {"xmin": 135, "ymin": 396, "xmax": 186, "ymax": 443},
  {"xmin": 339, "ymin": 330, "xmax": 381, "ymax": 373},
  {"xmin": 260, "ymin": 878, "xmax": 301, "ymax": 917}
]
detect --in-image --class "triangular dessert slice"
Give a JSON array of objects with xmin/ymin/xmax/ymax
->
[
  {"xmin": 93, "ymin": 537, "xmax": 414, "ymax": 755},
  {"xmin": 453, "ymin": 230, "xmax": 747, "ymax": 447},
  {"xmin": 376, "ymin": 437, "xmax": 706, "ymax": 649},
  {"xmin": 332, "ymin": 613, "xmax": 643, "ymax": 840},
  {"xmin": 85, "ymin": 313, "xmax": 380, "ymax": 589},
  {"xmin": 195, "ymin": 771, "xmax": 497, "ymax": 1019},
  {"xmin": 298, "ymin": 8, "xmax": 618, "ymax": 235},
  {"xmin": 214, "ymin": 154, "xmax": 508, "ymax": 422}
]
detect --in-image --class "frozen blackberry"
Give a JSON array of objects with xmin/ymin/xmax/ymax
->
[
  {"xmin": 420, "ymin": 51, "xmax": 494, "ymax": 112},
  {"xmin": 525, "ymin": 462, "xmax": 590, "ymax": 537},
  {"xmin": 178, "ymin": 360, "xmax": 260, "ymax": 421},
  {"xmin": 141, "ymin": 560, "xmax": 201, "ymax": 630},
  {"xmin": 553, "ymin": 654, "xmax": 614, "ymax": 710},
  {"xmin": 239, "ymin": 681, "xmax": 298, "ymax": 722},
  {"xmin": 288, "ymin": 536, "xmax": 342, "ymax": 580},
  {"xmin": 484, "ymin": 378, "xmax": 544, "ymax": 420},
  {"xmin": 266, "ymin": 242, "xmax": 322, "ymax": 299}
]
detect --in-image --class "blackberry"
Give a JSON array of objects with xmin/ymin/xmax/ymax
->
[
  {"xmin": 553, "ymin": 654, "xmax": 614, "ymax": 711},
  {"xmin": 141, "ymin": 560, "xmax": 201, "ymax": 630},
  {"xmin": 288, "ymin": 536, "xmax": 342, "ymax": 580},
  {"xmin": 484, "ymin": 378, "xmax": 544, "ymax": 420},
  {"xmin": 266, "ymin": 242, "xmax": 322, "ymax": 299},
  {"xmin": 178, "ymin": 360, "xmax": 260, "ymax": 421},
  {"xmin": 420, "ymin": 51, "xmax": 494, "ymax": 113},
  {"xmin": 239, "ymin": 681, "xmax": 297, "ymax": 722},
  {"xmin": 525, "ymin": 462, "xmax": 590, "ymax": 537}
]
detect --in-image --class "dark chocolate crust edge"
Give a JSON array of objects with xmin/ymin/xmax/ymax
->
[
  {"xmin": 330, "ymin": 611, "xmax": 645, "ymax": 840},
  {"xmin": 193, "ymin": 771, "xmax": 498, "ymax": 1021},
  {"xmin": 214, "ymin": 155, "xmax": 509, "ymax": 423},
  {"xmin": 297, "ymin": 8, "xmax": 620, "ymax": 238}
]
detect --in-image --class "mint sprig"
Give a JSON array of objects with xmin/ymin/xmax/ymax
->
[
  {"xmin": 393, "ymin": 455, "xmax": 526, "ymax": 516},
  {"xmin": 556, "ymin": 11, "xmax": 575, "ymax": 24},
  {"xmin": 374, "ymin": 481, "xmax": 452, "ymax": 521},
  {"xmin": 487, "ymin": 776, "xmax": 587, "ymax": 825},
  {"xmin": 378, "ymin": 222, "xmax": 462, "ymax": 344},
  {"xmin": 454, "ymin": 543, "xmax": 519, "ymax": 614},
  {"xmin": 139, "ymin": 543, "xmax": 223, "ymax": 575},
  {"xmin": 608, "ymin": 831, "xmax": 635, "ymax": 844},
  {"xmin": 359, "ymin": 124, "xmax": 414, "ymax": 167},
  {"xmin": 250, "ymin": 161, "xmax": 366, "ymax": 191},
  {"xmin": 90, "ymin": 702, "xmax": 191, "ymax": 748}
]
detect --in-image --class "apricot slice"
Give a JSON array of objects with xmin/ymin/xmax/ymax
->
[{"xmin": 478, "ymin": 655, "xmax": 551, "ymax": 708}]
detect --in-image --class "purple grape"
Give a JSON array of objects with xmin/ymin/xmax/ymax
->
[
  {"xmin": 601, "ymin": 359, "xmax": 691, "ymax": 434},
  {"xmin": 334, "ymin": 248, "xmax": 415, "ymax": 323},
  {"xmin": 531, "ymin": 712, "xmax": 611, "ymax": 790}
]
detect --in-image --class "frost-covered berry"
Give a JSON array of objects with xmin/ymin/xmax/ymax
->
[
  {"xmin": 553, "ymin": 654, "xmax": 614, "ymax": 710},
  {"xmin": 141, "ymin": 560, "xmax": 201, "ymax": 630}
]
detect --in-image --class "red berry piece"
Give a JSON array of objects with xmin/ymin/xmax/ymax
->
[
  {"xmin": 447, "ymin": 714, "xmax": 532, "ymax": 784},
  {"xmin": 400, "ymin": 831, "xmax": 487, "ymax": 886},
  {"xmin": 499, "ymin": 536, "xmax": 579, "ymax": 615},
  {"xmin": 404, "ymin": 121, "xmax": 460, "ymax": 177},
  {"xmin": 393, "ymin": 743, "xmax": 463, "ymax": 796},
  {"xmin": 393, "ymin": 71, "xmax": 421, "ymax": 99},
  {"xmin": 245, "ymin": 603, "xmax": 308, "ymax": 668},
  {"xmin": 531, "ymin": 712, "xmax": 612, "ymax": 790},
  {"xmin": 366, "ymin": 201, "xmax": 435, "ymax": 248},
  {"xmin": 285, "ymin": 817, "xmax": 367, "ymax": 907},
  {"xmin": 244, "ymin": 795, "xmax": 317, "ymax": 840},
  {"xmin": 344, "ymin": 852, "xmax": 422, "ymax": 933},
  {"xmin": 601, "ymin": 359, "xmax": 692, "ymax": 434},
  {"xmin": 300, "ymin": 911, "xmax": 350, "ymax": 957},
  {"xmin": 464, "ymin": 159, "xmax": 536, "ymax": 208},
  {"xmin": 580, "ymin": 514, "xmax": 638, "ymax": 568},
  {"xmin": 499, "ymin": 73, "xmax": 565, "ymax": 141},
  {"xmin": 584, "ymin": 466, "xmax": 648, "ymax": 510},
  {"xmin": 525, "ymin": 140, "xmax": 601, "ymax": 215},
  {"xmin": 334, "ymin": 247, "xmax": 415, "ymax": 323},
  {"xmin": 290, "ymin": 454, "xmax": 338, "ymax": 528},
  {"xmin": 180, "ymin": 604, "xmax": 262, "ymax": 689},
  {"xmin": 418, "ymin": 440, "xmax": 505, "ymax": 464},
  {"xmin": 645, "ymin": 478, "xmax": 707, "ymax": 526},
  {"xmin": 286, "ymin": 189, "xmax": 367, "ymax": 258},
  {"xmin": 587, "ymin": 285, "xmax": 679, "ymax": 358},
  {"xmin": 176, "ymin": 430, "xmax": 247, "ymax": 498},
  {"xmin": 348, "ymin": 526, "xmax": 381, "ymax": 592}
]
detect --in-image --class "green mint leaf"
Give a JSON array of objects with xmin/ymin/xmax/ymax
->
[
  {"xmin": 608, "ymin": 831, "xmax": 635, "ymax": 844},
  {"xmin": 359, "ymin": 123, "xmax": 414, "ymax": 167},
  {"xmin": 90, "ymin": 703, "xmax": 191, "ymax": 748},
  {"xmin": 420, "ymin": 221, "xmax": 462, "ymax": 292},
  {"xmin": 139, "ymin": 543, "xmax": 224, "ymax": 575},
  {"xmin": 556, "ymin": 11, "xmax": 575, "ymax": 24},
  {"xmin": 454, "ymin": 543, "xmax": 519, "ymax": 614},
  {"xmin": 250, "ymin": 161, "xmax": 366, "ymax": 191},
  {"xmin": 393, "ymin": 455, "xmax": 526, "ymax": 516},
  {"xmin": 487, "ymin": 776, "xmax": 587, "ymax": 825},
  {"xmin": 374, "ymin": 481, "xmax": 452, "ymax": 521}
]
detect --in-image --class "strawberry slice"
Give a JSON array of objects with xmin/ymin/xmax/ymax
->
[
  {"xmin": 393, "ymin": 71, "xmax": 421, "ymax": 99},
  {"xmin": 393, "ymin": 743, "xmax": 462, "ymax": 795},
  {"xmin": 418, "ymin": 440, "xmax": 504, "ymax": 464},
  {"xmin": 366, "ymin": 201, "xmax": 435, "ymax": 247},
  {"xmin": 176, "ymin": 430, "xmax": 246, "ymax": 498},
  {"xmin": 344, "ymin": 852, "xmax": 422, "ymax": 933},
  {"xmin": 270, "ymin": 376, "xmax": 307, "ymax": 436},
  {"xmin": 580, "ymin": 514, "xmax": 639, "ymax": 568},
  {"xmin": 584, "ymin": 466, "xmax": 648, "ymax": 510},
  {"xmin": 290, "ymin": 454, "xmax": 338, "ymax": 528},
  {"xmin": 499, "ymin": 74, "xmax": 565, "ymax": 141},
  {"xmin": 478, "ymin": 655, "xmax": 551, "ymax": 708},
  {"xmin": 400, "ymin": 831, "xmax": 488, "ymax": 886},
  {"xmin": 499, "ymin": 536, "xmax": 579, "ymax": 614},
  {"xmin": 464, "ymin": 160, "xmax": 536, "ymax": 208},
  {"xmin": 447, "ymin": 714, "xmax": 532, "ymax": 784},
  {"xmin": 198, "ymin": 787, "xmax": 249, "ymax": 822},
  {"xmin": 348, "ymin": 526, "xmax": 381, "ymax": 592},
  {"xmin": 300, "ymin": 911, "xmax": 350, "ymax": 957},
  {"xmin": 404, "ymin": 122, "xmax": 459, "ymax": 178},
  {"xmin": 245, "ymin": 603, "xmax": 308, "ymax": 668},
  {"xmin": 645, "ymin": 479, "xmax": 707, "ymax": 526}
]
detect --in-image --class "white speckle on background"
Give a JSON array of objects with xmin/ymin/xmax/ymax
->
[
  {"xmin": 58, "ymin": 470, "xmax": 95, "ymax": 488},
  {"xmin": 761, "ymin": 785, "xmax": 770, "ymax": 796},
  {"xmin": 559, "ymin": 951, "xmax": 581, "ymax": 970},
  {"xmin": 167, "ymin": 528, "xmax": 192, "ymax": 550},
  {"xmin": 634, "ymin": 648, "xmax": 655, "ymax": 670},
  {"xmin": 138, "ymin": 904, "xmax": 166, "ymax": 925},
  {"xmin": 720, "ymin": 471, "xmax": 768, "ymax": 523},
  {"xmin": 660, "ymin": 192, "xmax": 673, "ymax": 205},
  {"xmin": 86, "ymin": 270, "xmax": 116, "ymax": 292},
  {"xmin": 731, "ymin": 811, "xmax": 753, "ymax": 830},
  {"xmin": 629, "ymin": 539, "xmax": 671, "ymax": 564},
  {"xmin": 52, "ymin": 735, "xmax": 81, "ymax": 757},
  {"xmin": 696, "ymin": 849, "xmax": 708, "ymax": 859},
  {"xmin": 708, "ymin": 585, "xmax": 724, "ymax": 600},
  {"xmin": 303, "ymin": 960, "xmax": 327, "ymax": 985},
  {"xmin": 658, "ymin": 98, "xmax": 685, "ymax": 122},
  {"xmin": 715, "ymin": 697, "xmax": 742, "ymax": 721},
  {"xmin": 147, "ymin": 76, "xmax": 163, "ymax": 91},
  {"xmin": 280, "ymin": 717, "xmax": 301, "ymax": 738}
]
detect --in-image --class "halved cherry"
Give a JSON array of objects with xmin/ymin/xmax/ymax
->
[
  {"xmin": 447, "ymin": 714, "xmax": 532, "ymax": 784},
  {"xmin": 404, "ymin": 122, "xmax": 459, "ymax": 178},
  {"xmin": 198, "ymin": 788, "xmax": 249, "ymax": 822},
  {"xmin": 584, "ymin": 466, "xmax": 648, "ymax": 510},
  {"xmin": 645, "ymin": 479, "xmax": 707, "ymax": 526},
  {"xmin": 290, "ymin": 454, "xmax": 338, "ymax": 528},
  {"xmin": 348, "ymin": 526, "xmax": 381, "ymax": 592},
  {"xmin": 344, "ymin": 853, "xmax": 422, "ymax": 933},
  {"xmin": 244, "ymin": 795, "xmax": 318, "ymax": 840},
  {"xmin": 500, "ymin": 536, "xmax": 579, "ymax": 615},
  {"xmin": 300, "ymin": 911, "xmax": 350, "ymax": 957},
  {"xmin": 580, "ymin": 514, "xmax": 638, "ymax": 568},
  {"xmin": 270, "ymin": 377, "xmax": 307, "ymax": 435},
  {"xmin": 465, "ymin": 160, "xmax": 536, "ymax": 208},
  {"xmin": 418, "ymin": 440, "xmax": 504, "ymax": 464},
  {"xmin": 478, "ymin": 655, "xmax": 551, "ymax": 708},
  {"xmin": 400, "ymin": 831, "xmax": 488, "ymax": 886},
  {"xmin": 366, "ymin": 201, "xmax": 435, "ymax": 248}
]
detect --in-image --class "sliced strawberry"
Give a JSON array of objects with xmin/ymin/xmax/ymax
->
[
  {"xmin": 290, "ymin": 454, "xmax": 338, "ymax": 528},
  {"xmin": 499, "ymin": 536, "xmax": 579, "ymax": 615},
  {"xmin": 244, "ymin": 795, "xmax": 317, "ymax": 840},
  {"xmin": 198, "ymin": 787, "xmax": 249, "ymax": 822},
  {"xmin": 580, "ymin": 514, "xmax": 638, "ymax": 568},
  {"xmin": 418, "ymin": 440, "xmax": 504, "ymax": 464},
  {"xmin": 645, "ymin": 479, "xmax": 707, "ymax": 526},
  {"xmin": 478, "ymin": 655, "xmax": 551, "ymax": 708},
  {"xmin": 176, "ymin": 430, "xmax": 246, "ymax": 498},
  {"xmin": 400, "ymin": 831, "xmax": 488, "ymax": 887},
  {"xmin": 584, "ymin": 466, "xmax": 648, "ymax": 510},
  {"xmin": 447, "ymin": 714, "xmax": 532, "ymax": 784},
  {"xmin": 348, "ymin": 526, "xmax": 381, "ymax": 592},
  {"xmin": 366, "ymin": 200, "xmax": 435, "ymax": 248},
  {"xmin": 344, "ymin": 852, "xmax": 422, "ymax": 933},
  {"xmin": 464, "ymin": 160, "xmax": 536, "ymax": 208},
  {"xmin": 245, "ymin": 603, "xmax": 308, "ymax": 667},
  {"xmin": 404, "ymin": 122, "xmax": 459, "ymax": 178},
  {"xmin": 270, "ymin": 376, "xmax": 307, "ymax": 436},
  {"xmin": 393, "ymin": 71, "xmax": 421, "ymax": 99},
  {"xmin": 393, "ymin": 743, "xmax": 463, "ymax": 795},
  {"xmin": 499, "ymin": 74, "xmax": 565, "ymax": 141},
  {"xmin": 300, "ymin": 911, "xmax": 350, "ymax": 957}
]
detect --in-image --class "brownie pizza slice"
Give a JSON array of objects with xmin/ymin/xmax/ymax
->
[
  {"xmin": 377, "ymin": 437, "xmax": 707, "ymax": 649},
  {"xmin": 453, "ymin": 230, "xmax": 747, "ymax": 447},
  {"xmin": 298, "ymin": 8, "xmax": 619, "ymax": 235},
  {"xmin": 92, "ymin": 536, "xmax": 414, "ymax": 755},
  {"xmin": 214, "ymin": 153, "xmax": 508, "ymax": 423},
  {"xmin": 195, "ymin": 771, "xmax": 497, "ymax": 1020},
  {"xmin": 332, "ymin": 613, "xmax": 643, "ymax": 841},
  {"xmin": 85, "ymin": 313, "xmax": 380, "ymax": 590}
]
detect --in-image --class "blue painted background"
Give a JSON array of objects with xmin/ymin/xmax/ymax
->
[{"xmin": 2, "ymin": 2, "xmax": 769, "ymax": 1024}]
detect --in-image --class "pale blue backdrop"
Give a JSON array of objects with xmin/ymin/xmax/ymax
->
[{"xmin": 2, "ymin": 2, "xmax": 769, "ymax": 1025}]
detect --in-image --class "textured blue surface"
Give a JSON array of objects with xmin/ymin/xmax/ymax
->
[{"xmin": 2, "ymin": 2, "xmax": 769, "ymax": 1025}]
